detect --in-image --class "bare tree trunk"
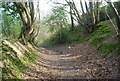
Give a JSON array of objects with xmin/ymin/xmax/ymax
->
[
  {"xmin": 106, "ymin": 11, "xmax": 119, "ymax": 35},
  {"xmin": 85, "ymin": 1, "xmax": 89, "ymax": 13},
  {"xmin": 80, "ymin": 0, "xmax": 85, "ymax": 14},
  {"xmin": 66, "ymin": 0, "xmax": 100, "ymax": 33},
  {"xmin": 70, "ymin": 6, "xmax": 74, "ymax": 31},
  {"xmin": 30, "ymin": 1, "xmax": 40, "ymax": 44},
  {"xmin": 14, "ymin": 2, "xmax": 36, "ymax": 45},
  {"xmin": 107, "ymin": 2, "xmax": 120, "ymax": 34}
]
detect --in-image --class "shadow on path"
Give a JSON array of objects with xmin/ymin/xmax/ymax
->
[{"xmin": 22, "ymin": 42, "xmax": 119, "ymax": 79}]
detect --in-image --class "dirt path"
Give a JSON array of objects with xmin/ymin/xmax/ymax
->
[{"xmin": 21, "ymin": 42, "xmax": 119, "ymax": 79}]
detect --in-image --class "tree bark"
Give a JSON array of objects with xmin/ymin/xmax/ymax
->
[
  {"xmin": 14, "ymin": 2, "xmax": 36, "ymax": 45},
  {"xmin": 66, "ymin": 0, "xmax": 100, "ymax": 33},
  {"xmin": 70, "ymin": 6, "xmax": 74, "ymax": 31},
  {"xmin": 107, "ymin": 2, "xmax": 120, "ymax": 34}
]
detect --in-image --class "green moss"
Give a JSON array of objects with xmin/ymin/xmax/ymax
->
[
  {"xmin": 114, "ymin": 47, "xmax": 120, "ymax": 57},
  {"xmin": 112, "ymin": 38, "xmax": 119, "ymax": 56},
  {"xmin": 68, "ymin": 20, "xmax": 114, "ymax": 44},
  {"xmin": 11, "ymin": 39, "xmax": 19, "ymax": 42},
  {"xmin": 98, "ymin": 43, "xmax": 117, "ymax": 54},
  {"xmin": 4, "ymin": 39, "xmax": 19, "ymax": 42},
  {"xmin": 86, "ymin": 20, "xmax": 115, "ymax": 46},
  {"xmin": 2, "ymin": 62, "xmax": 21, "ymax": 79},
  {"xmin": 89, "ymin": 36, "xmax": 108, "ymax": 46},
  {"xmin": 2, "ymin": 42, "xmax": 38, "ymax": 80},
  {"xmin": 2, "ymin": 50, "xmax": 27, "ymax": 79},
  {"xmin": 2, "ymin": 44, "xmax": 11, "ymax": 51},
  {"xmin": 71, "ymin": 35, "xmax": 80, "ymax": 42},
  {"xmin": 23, "ymin": 48, "xmax": 38, "ymax": 63},
  {"xmin": 67, "ymin": 29, "xmax": 86, "ymax": 43},
  {"xmin": 82, "ymin": 20, "xmax": 119, "ymax": 57}
]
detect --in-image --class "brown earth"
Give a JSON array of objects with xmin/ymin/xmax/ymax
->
[{"xmin": 21, "ymin": 42, "xmax": 119, "ymax": 80}]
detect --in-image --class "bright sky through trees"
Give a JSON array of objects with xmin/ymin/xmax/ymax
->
[{"xmin": 38, "ymin": 0, "xmax": 119, "ymax": 19}]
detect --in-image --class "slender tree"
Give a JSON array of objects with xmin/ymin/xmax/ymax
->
[
  {"xmin": 69, "ymin": 3, "xmax": 74, "ymax": 31},
  {"xmin": 107, "ymin": 1, "xmax": 120, "ymax": 35}
]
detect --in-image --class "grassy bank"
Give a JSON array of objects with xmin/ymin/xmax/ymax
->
[
  {"xmin": 2, "ymin": 40, "xmax": 38, "ymax": 79},
  {"xmin": 41, "ymin": 20, "xmax": 119, "ymax": 57}
]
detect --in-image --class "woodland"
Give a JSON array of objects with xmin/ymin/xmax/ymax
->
[{"xmin": 0, "ymin": 0, "xmax": 120, "ymax": 80}]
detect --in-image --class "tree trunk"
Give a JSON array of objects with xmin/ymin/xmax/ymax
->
[
  {"xmin": 107, "ymin": 2, "xmax": 120, "ymax": 34},
  {"xmin": 80, "ymin": 0, "xmax": 85, "ymax": 14},
  {"xmin": 70, "ymin": 6, "xmax": 74, "ymax": 31},
  {"xmin": 14, "ymin": 2, "xmax": 36, "ymax": 45}
]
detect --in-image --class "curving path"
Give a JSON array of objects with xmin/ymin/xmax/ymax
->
[{"xmin": 21, "ymin": 42, "xmax": 119, "ymax": 79}]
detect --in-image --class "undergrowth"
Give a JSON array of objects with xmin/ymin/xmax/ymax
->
[
  {"xmin": 40, "ymin": 28, "xmax": 85, "ymax": 45},
  {"xmin": 41, "ymin": 28, "xmax": 69, "ymax": 45},
  {"xmin": 40, "ymin": 20, "xmax": 119, "ymax": 56}
]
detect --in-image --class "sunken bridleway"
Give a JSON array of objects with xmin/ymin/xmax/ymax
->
[{"xmin": 21, "ymin": 42, "xmax": 118, "ymax": 79}]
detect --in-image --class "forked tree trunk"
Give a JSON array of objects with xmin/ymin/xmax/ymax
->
[
  {"xmin": 66, "ymin": 0, "xmax": 100, "ymax": 33},
  {"xmin": 14, "ymin": 2, "xmax": 36, "ymax": 45}
]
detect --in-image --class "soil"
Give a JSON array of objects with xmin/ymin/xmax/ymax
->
[{"xmin": 21, "ymin": 42, "xmax": 119, "ymax": 80}]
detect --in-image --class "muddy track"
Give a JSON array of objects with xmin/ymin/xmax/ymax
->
[{"xmin": 21, "ymin": 42, "xmax": 119, "ymax": 79}]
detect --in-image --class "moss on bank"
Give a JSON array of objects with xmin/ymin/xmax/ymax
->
[
  {"xmin": 67, "ymin": 20, "xmax": 119, "ymax": 57},
  {"xmin": 86, "ymin": 20, "xmax": 119, "ymax": 56},
  {"xmin": 87, "ymin": 20, "xmax": 119, "ymax": 56},
  {"xmin": 2, "ymin": 40, "xmax": 38, "ymax": 79},
  {"xmin": 40, "ymin": 20, "xmax": 119, "ymax": 57}
]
